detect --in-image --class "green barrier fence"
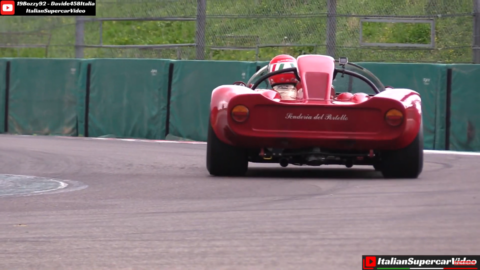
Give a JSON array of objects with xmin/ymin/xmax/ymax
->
[
  {"xmin": 449, "ymin": 65, "xmax": 480, "ymax": 151},
  {"xmin": 168, "ymin": 60, "xmax": 257, "ymax": 141},
  {"xmin": 86, "ymin": 59, "xmax": 171, "ymax": 139},
  {"xmin": 0, "ymin": 59, "xmax": 7, "ymax": 134},
  {"xmin": 357, "ymin": 63, "xmax": 447, "ymax": 150},
  {"xmin": 1, "ymin": 57, "xmax": 479, "ymax": 152},
  {"xmin": 7, "ymin": 58, "xmax": 81, "ymax": 136}
]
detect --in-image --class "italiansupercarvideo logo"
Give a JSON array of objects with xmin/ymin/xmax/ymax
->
[
  {"xmin": 1, "ymin": 0, "xmax": 15, "ymax": 15},
  {"xmin": 363, "ymin": 256, "xmax": 376, "ymax": 269},
  {"xmin": 362, "ymin": 255, "xmax": 479, "ymax": 269}
]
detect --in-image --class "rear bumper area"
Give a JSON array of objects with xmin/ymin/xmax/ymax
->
[
  {"xmin": 214, "ymin": 108, "xmax": 419, "ymax": 151},
  {"xmin": 221, "ymin": 126, "xmax": 408, "ymax": 150}
]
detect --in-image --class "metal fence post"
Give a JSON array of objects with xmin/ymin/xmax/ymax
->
[
  {"xmin": 326, "ymin": 0, "xmax": 337, "ymax": 58},
  {"xmin": 196, "ymin": 0, "xmax": 206, "ymax": 60},
  {"xmin": 474, "ymin": 0, "xmax": 480, "ymax": 63},
  {"xmin": 75, "ymin": 16, "xmax": 85, "ymax": 58}
]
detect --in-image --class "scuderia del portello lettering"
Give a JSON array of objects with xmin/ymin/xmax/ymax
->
[{"xmin": 285, "ymin": 113, "xmax": 348, "ymax": 121}]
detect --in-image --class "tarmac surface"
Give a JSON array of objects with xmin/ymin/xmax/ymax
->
[{"xmin": 0, "ymin": 134, "xmax": 479, "ymax": 270}]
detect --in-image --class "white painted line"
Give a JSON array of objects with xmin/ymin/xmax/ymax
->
[
  {"xmin": 0, "ymin": 174, "xmax": 87, "ymax": 198},
  {"xmin": 5, "ymin": 134, "xmax": 480, "ymax": 152},
  {"xmin": 424, "ymin": 150, "xmax": 480, "ymax": 156},
  {"xmin": 30, "ymin": 180, "xmax": 69, "ymax": 194},
  {"xmin": 93, "ymin": 138, "xmax": 207, "ymax": 144},
  {"xmin": 1, "ymin": 175, "xmax": 67, "ymax": 197},
  {"xmin": 49, "ymin": 135, "xmax": 208, "ymax": 144}
]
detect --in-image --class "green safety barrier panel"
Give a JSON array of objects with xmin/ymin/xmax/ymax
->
[
  {"xmin": 8, "ymin": 58, "xmax": 81, "ymax": 136},
  {"xmin": 449, "ymin": 65, "xmax": 480, "ymax": 151},
  {"xmin": 357, "ymin": 63, "xmax": 447, "ymax": 150},
  {"xmin": 169, "ymin": 60, "xmax": 258, "ymax": 141},
  {"xmin": 87, "ymin": 59, "xmax": 171, "ymax": 139},
  {"xmin": 0, "ymin": 59, "xmax": 7, "ymax": 133}
]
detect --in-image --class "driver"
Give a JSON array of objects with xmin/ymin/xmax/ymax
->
[{"xmin": 268, "ymin": 54, "xmax": 300, "ymax": 100}]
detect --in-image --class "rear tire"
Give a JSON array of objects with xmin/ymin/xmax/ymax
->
[
  {"xmin": 380, "ymin": 122, "xmax": 424, "ymax": 179},
  {"xmin": 206, "ymin": 119, "xmax": 248, "ymax": 176}
]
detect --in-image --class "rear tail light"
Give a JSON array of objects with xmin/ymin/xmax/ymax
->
[
  {"xmin": 385, "ymin": 109, "xmax": 404, "ymax": 126},
  {"xmin": 231, "ymin": 105, "xmax": 249, "ymax": 123}
]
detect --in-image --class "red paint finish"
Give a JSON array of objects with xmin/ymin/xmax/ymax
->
[
  {"xmin": 297, "ymin": 55, "xmax": 335, "ymax": 101},
  {"xmin": 210, "ymin": 55, "xmax": 422, "ymax": 152},
  {"xmin": 336, "ymin": 92, "xmax": 354, "ymax": 101}
]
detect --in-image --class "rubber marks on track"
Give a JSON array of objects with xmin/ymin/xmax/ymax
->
[{"xmin": 0, "ymin": 174, "xmax": 88, "ymax": 198}]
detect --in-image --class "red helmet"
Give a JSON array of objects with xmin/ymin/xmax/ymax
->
[{"xmin": 268, "ymin": 54, "xmax": 298, "ymax": 86}]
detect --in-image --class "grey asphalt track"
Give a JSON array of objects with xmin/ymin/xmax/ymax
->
[{"xmin": 0, "ymin": 134, "xmax": 479, "ymax": 270}]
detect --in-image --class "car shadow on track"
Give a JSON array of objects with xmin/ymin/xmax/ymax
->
[{"xmin": 244, "ymin": 167, "xmax": 385, "ymax": 179}]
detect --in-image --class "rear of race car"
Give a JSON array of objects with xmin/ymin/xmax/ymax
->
[
  {"xmin": 208, "ymin": 88, "xmax": 422, "ymax": 178},
  {"xmin": 207, "ymin": 54, "xmax": 423, "ymax": 178}
]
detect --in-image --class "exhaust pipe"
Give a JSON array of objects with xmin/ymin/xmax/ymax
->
[
  {"xmin": 345, "ymin": 159, "xmax": 353, "ymax": 168},
  {"xmin": 280, "ymin": 159, "xmax": 289, "ymax": 167}
]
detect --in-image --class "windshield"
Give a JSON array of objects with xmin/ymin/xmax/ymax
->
[
  {"xmin": 334, "ymin": 62, "xmax": 385, "ymax": 92},
  {"xmin": 247, "ymin": 65, "xmax": 271, "ymax": 88},
  {"xmin": 247, "ymin": 62, "xmax": 385, "ymax": 93}
]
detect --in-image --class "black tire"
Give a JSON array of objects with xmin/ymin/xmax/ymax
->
[
  {"xmin": 206, "ymin": 120, "xmax": 248, "ymax": 176},
  {"xmin": 380, "ymin": 122, "xmax": 424, "ymax": 179}
]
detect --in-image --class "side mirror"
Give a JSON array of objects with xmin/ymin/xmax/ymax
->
[{"xmin": 339, "ymin": 57, "xmax": 348, "ymax": 65}]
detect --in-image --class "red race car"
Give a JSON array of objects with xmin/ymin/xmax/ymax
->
[{"xmin": 206, "ymin": 54, "xmax": 423, "ymax": 178}]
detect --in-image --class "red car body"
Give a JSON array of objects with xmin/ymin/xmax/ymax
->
[{"xmin": 206, "ymin": 55, "xmax": 424, "ymax": 178}]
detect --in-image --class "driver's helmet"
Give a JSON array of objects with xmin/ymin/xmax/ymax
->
[{"xmin": 268, "ymin": 54, "xmax": 299, "ymax": 100}]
